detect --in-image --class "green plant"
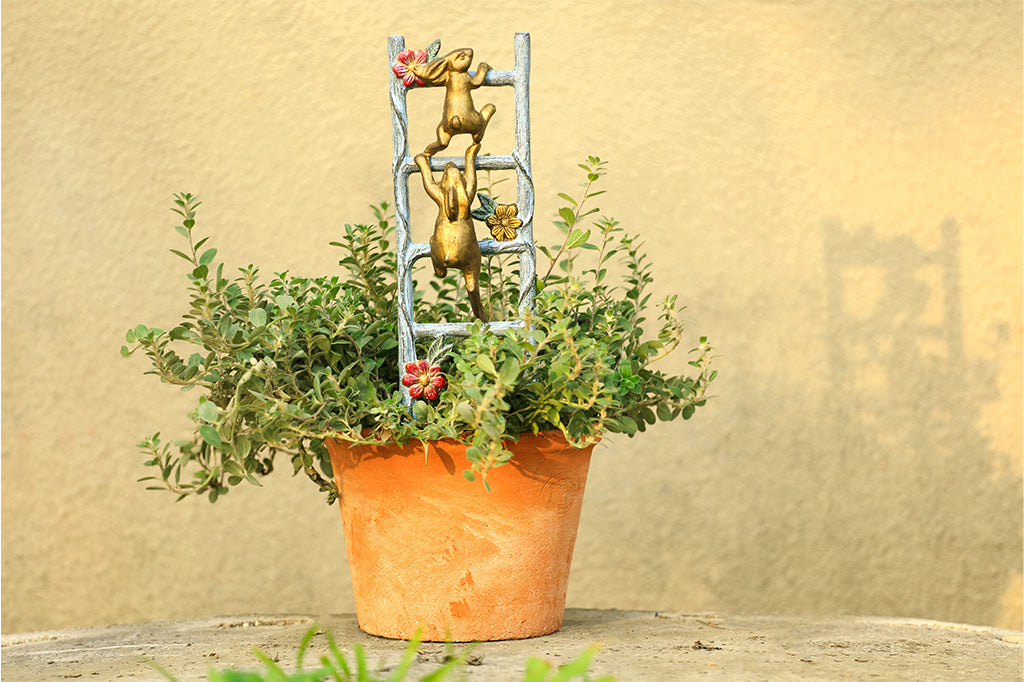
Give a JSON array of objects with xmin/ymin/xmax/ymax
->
[
  {"xmin": 147, "ymin": 626, "xmax": 613, "ymax": 681},
  {"xmin": 122, "ymin": 158, "xmax": 716, "ymax": 502}
]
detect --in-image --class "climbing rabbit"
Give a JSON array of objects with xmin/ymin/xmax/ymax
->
[
  {"xmin": 415, "ymin": 142, "xmax": 488, "ymax": 321},
  {"xmin": 416, "ymin": 48, "xmax": 496, "ymax": 157}
]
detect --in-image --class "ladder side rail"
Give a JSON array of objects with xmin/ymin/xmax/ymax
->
[
  {"xmin": 388, "ymin": 35, "xmax": 418, "ymax": 391},
  {"xmin": 511, "ymin": 32, "xmax": 536, "ymax": 315}
]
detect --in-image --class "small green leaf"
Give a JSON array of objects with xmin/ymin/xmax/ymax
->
[
  {"xmin": 558, "ymin": 207, "xmax": 576, "ymax": 226},
  {"xmin": 499, "ymin": 357, "xmax": 520, "ymax": 385},
  {"xmin": 426, "ymin": 39, "xmax": 441, "ymax": 61},
  {"xmin": 566, "ymin": 228, "xmax": 591, "ymax": 249},
  {"xmin": 462, "ymin": 469, "xmax": 475, "ymax": 482},
  {"xmin": 476, "ymin": 192, "xmax": 497, "ymax": 211},
  {"xmin": 197, "ymin": 425, "xmax": 220, "ymax": 446},
  {"xmin": 455, "ymin": 402, "xmax": 475, "ymax": 423},
  {"xmin": 471, "ymin": 206, "xmax": 493, "ymax": 222},
  {"xmin": 476, "ymin": 354, "xmax": 496, "ymax": 376},
  {"xmin": 198, "ymin": 247, "xmax": 217, "ymax": 266},
  {"xmin": 198, "ymin": 425, "xmax": 222, "ymax": 447},
  {"xmin": 197, "ymin": 400, "xmax": 220, "ymax": 423},
  {"xmin": 248, "ymin": 308, "xmax": 268, "ymax": 327}
]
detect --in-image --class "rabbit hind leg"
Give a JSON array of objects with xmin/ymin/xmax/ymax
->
[
  {"xmin": 472, "ymin": 104, "xmax": 496, "ymax": 144},
  {"xmin": 430, "ymin": 250, "xmax": 448, "ymax": 279},
  {"xmin": 424, "ymin": 124, "xmax": 453, "ymax": 157}
]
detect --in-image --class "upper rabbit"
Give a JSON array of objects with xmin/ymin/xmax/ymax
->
[{"xmin": 415, "ymin": 48, "xmax": 496, "ymax": 157}]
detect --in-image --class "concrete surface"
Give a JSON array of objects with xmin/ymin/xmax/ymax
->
[{"xmin": 1, "ymin": 609, "xmax": 1020, "ymax": 681}]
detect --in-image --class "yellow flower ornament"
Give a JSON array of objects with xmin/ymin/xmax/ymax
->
[{"xmin": 486, "ymin": 204, "xmax": 522, "ymax": 241}]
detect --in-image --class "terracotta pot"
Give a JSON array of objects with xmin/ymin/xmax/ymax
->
[{"xmin": 325, "ymin": 430, "xmax": 595, "ymax": 641}]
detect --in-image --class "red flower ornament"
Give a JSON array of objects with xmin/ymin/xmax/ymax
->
[
  {"xmin": 392, "ymin": 49, "xmax": 428, "ymax": 87},
  {"xmin": 402, "ymin": 360, "xmax": 446, "ymax": 400}
]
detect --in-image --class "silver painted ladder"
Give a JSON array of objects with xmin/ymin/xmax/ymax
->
[{"xmin": 388, "ymin": 33, "xmax": 534, "ymax": 405}]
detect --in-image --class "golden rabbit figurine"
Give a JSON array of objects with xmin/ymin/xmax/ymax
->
[
  {"xmin": 415, "ymin": 142, "xmax": 488, "ymax": 321},
  {"xmin": 416, "ymin": 48, "xmax": 496, "ymax": 157}
]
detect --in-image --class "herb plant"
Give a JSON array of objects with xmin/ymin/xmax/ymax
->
[{"xmin": 122, "ymin": 158, "xmax": 716, "ymax": 503}]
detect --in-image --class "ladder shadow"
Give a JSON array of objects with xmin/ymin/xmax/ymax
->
[{"xmin": 812, "ymin": 217, "xmax": 1021, "ymax": 622}]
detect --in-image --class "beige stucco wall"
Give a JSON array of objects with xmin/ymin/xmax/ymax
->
[{"xmin": 2, "ymin": 0, "xmax": 1021, "ymax": 633}]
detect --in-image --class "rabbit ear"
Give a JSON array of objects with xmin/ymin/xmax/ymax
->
[
  {"xmin": 417, "ymin": 54, "xmax": 452, "ymax": 85},
  {"xmin": 443, "ymin": 183, "xmax": 458, "ymax": 221}
]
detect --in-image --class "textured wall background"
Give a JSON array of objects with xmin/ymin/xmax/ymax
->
[{"xmin": 2, "ymin": 0, "xmax": 1021, "ymax": 633}]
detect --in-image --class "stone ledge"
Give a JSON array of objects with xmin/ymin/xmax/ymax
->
[{"xmin": 2, "ymin": 609, "xmax": 1021, "ymax": 681}]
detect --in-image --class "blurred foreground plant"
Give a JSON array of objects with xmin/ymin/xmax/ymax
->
[{"xmin": 146, "ymin": 626, "xmax": 613, "ymax": 682}]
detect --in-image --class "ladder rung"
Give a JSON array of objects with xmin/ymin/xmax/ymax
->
[
  {"xmin": 481, "ymin": 69, "xmax": 515, "ymax": 86},
  {"xmin": 400, "ymin": 154, "xmax": 522, "ymax": 174},
  {"xmin": 405, "ymin": 239, "xmax": 531, "ymax": 263},
  {"xmin": 414, "ymin": 320, "xmax": 525, "ymax": 339},
  {"xmin": 481, "ymin": 239, "xmax": 531, "ymax": 256}
]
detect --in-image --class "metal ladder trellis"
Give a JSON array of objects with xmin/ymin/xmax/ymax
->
[{"xmin": 389, "ymin": 33, "xmax": 534, "ymax": 405}]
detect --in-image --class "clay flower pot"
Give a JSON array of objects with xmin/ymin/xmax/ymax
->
[{"xmin": 325, "ymin": 430, "xmax": 595, "ymax": 641}]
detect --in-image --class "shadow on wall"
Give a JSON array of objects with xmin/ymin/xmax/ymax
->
[
  {"xmin": 815, "ymin": 218, "xmax": 1022, "ymax": 626},
  {"xmin": 684, "ymin": 218, "xmax": 1022, "ymax": 628}
]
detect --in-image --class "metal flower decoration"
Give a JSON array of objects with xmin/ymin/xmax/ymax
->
[
  {"xmin": 471, "ymin": 194, "xmax": 521, "ymax": 242},
  {"xmin": 486, "ymin": 204, "xmax": 522, "ymax": 242},
  {"xmin": 392, "ymin": 49, "xmax": 428, "ymax": 87},
  {"xmin": 401, "ymin": 360, "xmax": 446, "ymax": 400}
]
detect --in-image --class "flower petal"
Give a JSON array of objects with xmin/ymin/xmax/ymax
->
[{"xmin": 491, "ymin": 223, "xmax": 517, "ymax": 241}]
